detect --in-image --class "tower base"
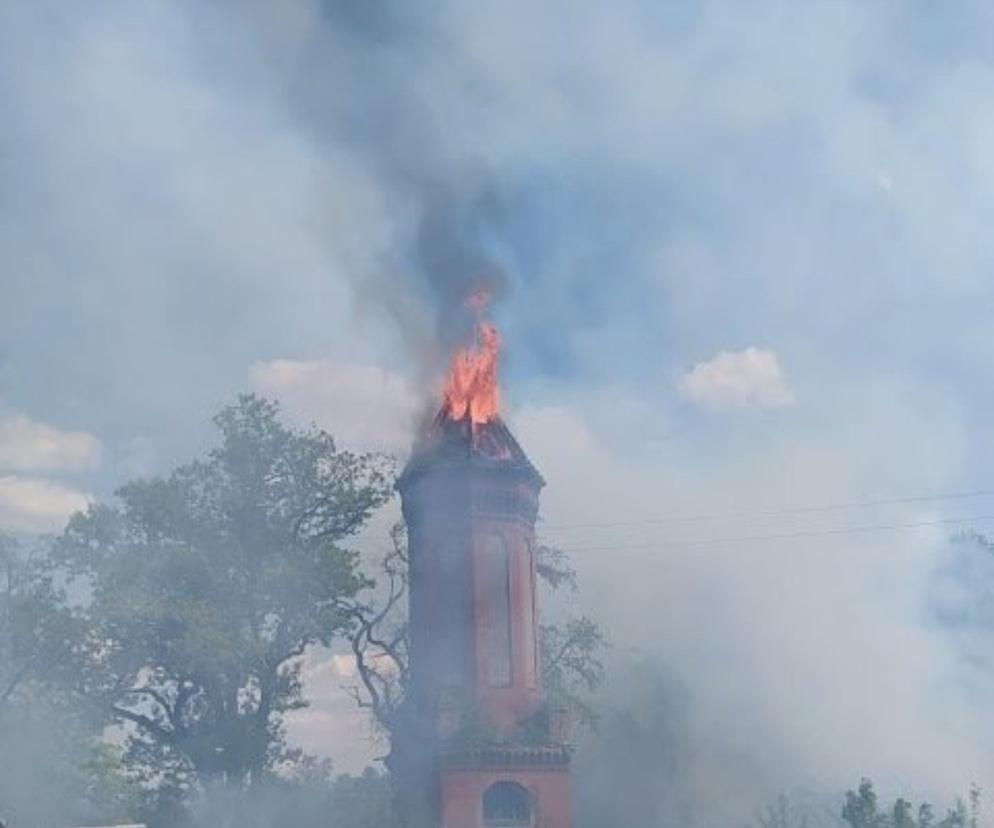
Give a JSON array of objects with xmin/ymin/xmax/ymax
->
[{"xmin": 438, "ymin": 744, "xmax": 572, "ymax": 828}]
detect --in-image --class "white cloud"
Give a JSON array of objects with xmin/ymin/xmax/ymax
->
[
  {"xmin": 285, "ymin": 648, "xmax": 384, "ymax": 771},
  {"xmin": 249, "ymin": 358, "xmax": 418, "ymax": 453},
  {"xmin": 0, "ymin": 475, "xmax": 92, "ymax": 533},
  {"xmin": 0, "ymin": 409, "xmax": 98, "ymax": 532},
  {"xmin": 679, "ymin": 347, "xmax": 795, "ymax": 411},
  {"xmin": 0, "ymin": 411, "xmax": 100, "ymax": 472}
]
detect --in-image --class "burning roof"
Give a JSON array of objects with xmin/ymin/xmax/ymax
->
[
  {"xmin": 399, "ymin": 291, "xmax": 543, "ymax": 488},
  {"xmin": 400, "ymin": 408, "xmax": 543, "ymax": 486}
]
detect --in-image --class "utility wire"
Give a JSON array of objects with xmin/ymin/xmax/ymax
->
[
  {"xmin": 347, "ymin": 488, "xmax": 994, "ymax": 552},
  {"xmin": 536, "ymin": 488, "xmax": 994, "ymax": 533},
  {"xmin": 556, "ymin": 513, "xmax": 994, "ymax": 554},
  {"xmin": 349, "ymin": 512, "xmax": 994, "ymax": 555}
]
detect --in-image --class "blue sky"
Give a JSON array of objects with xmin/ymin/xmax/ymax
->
[{"xmin": 4, "ymin": 1, "xmax": 994, "ymax": 816}]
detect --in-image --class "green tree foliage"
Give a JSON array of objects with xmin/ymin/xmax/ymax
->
[
  {"xmin": 843, "ymin": 779, "xmax": 881, "ymax": 828},
  {"xmin": 54, "ymin": 395, "xmax": 392, "ymax": 810},
  {"xmin": 0, "ymin": 691, "xmax": 141, "ymax": 828},
  {"xmin": 191, "ymin": 761, "xmax": 395, "ymax": 828},
  {"xmin": 1, "ymin": 533, "xmax": 140, "ymax": 828},
  {"xmin": 535, "ymin": 545, "xmax": 606, "ymax": 729},
  {"xmin": 842, "ymin": 779, "xmax": 979, "ymax": 828},
  {"xmin": 0, "ymin": 532, "xmax": 80, "ymax": 706}
]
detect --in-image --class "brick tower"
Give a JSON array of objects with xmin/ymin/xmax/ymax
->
[{"xmin": 396, "ymin": 410, "xmax": 572, "ymax": 828}]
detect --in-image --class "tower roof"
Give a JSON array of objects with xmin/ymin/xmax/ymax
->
[{"xmin": 397, "ymin": 410, "xmax": 544, "ymax": 491}]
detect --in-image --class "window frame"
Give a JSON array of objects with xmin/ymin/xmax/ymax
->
[{"xmin": 480, "ymin": 533, "xmax": 514, "ymax": 688}]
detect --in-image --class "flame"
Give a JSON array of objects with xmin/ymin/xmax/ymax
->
[{"xmin": 442, "ymin": 292, "xmax": 501, "ymax": 424}]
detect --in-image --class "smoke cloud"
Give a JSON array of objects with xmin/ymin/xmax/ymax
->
[{"xmin": 5, "ymin": 0, "xmax": 994, "ymax": 824}]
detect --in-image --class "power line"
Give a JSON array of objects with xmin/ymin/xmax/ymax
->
[
  {"xmin": 556, "ymin": 513, "xmax": 994, "ymax": 554},
  {"xmin": 536, "ymin": 488, "xmax": 994, "ymax": 534},
  {"xmin": 346, "ymin": 487, "xmax": 994, "ymax": 552},
  {"xmin": 349, "ymin": 512, "xmax": 994, "ymax": 555}
]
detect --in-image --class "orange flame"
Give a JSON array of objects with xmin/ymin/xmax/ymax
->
[{"xmin": 442, "ymin": 291, "xmax": 501, "ymax": 424}]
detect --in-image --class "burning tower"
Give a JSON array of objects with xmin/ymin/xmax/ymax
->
[{"xmin": 395, "ymin": 302, "xmax": 572, "ymax": 828}]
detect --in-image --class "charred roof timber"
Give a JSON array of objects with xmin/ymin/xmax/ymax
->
[{"xmin": 397, "ymin": 410, "xmax": 545, "ymax": 492}]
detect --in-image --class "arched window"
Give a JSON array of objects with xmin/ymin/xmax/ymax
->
[
  {"xmin": 434, "ymin": 537, "xmax": 471, "ymax": 688},
  {"xmin": 481, "ymin": 534, "xmax": 513, "ymax": 686},
  {"xmin": 483, "ymin": 781, "xmax": 532, "ymax": 826}
]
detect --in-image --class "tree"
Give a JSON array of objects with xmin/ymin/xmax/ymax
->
[
  {"xmin": 756, "ymin": 793, "xmax": 811, "ymax": 828},
  {"xmin": 54, "ymin": 395, "xmax": 393, "ymax": 812},
  {"xmin": 535, "ymin": 545, "xmax": 606, "ymax": 729},
  {"xmin": 893, "ymin": 799, "xmax": 917, "ymax": 828},
  {"xmin": 841, "ymin": 779, "xmax": 980, "ymax": 828},
  {"xmin": 344, "ymin": 521, "xmax": 410, "ymax": 739},
  {"xmin": 843, "ymin": 779, "xmax": 882, "ymax": 828},
  {"xmin": 0, "ymin": 532, "xmax": 79, "ymax": 706},
  {"xmin": 1, "ymin": 534, "xmax": 139, "ymax": 828},
  {"xmin": 189, "ymin": 759, "xmax": 395, "ymax": 828},
  {"xmin": 940, "ymin": 800, "xmax": 968, "ymax": 828},
  {"xmin": 344, "ymin": 538, "xmax": 606, "ymax": 747}
]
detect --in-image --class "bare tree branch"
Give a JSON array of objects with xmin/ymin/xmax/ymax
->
[{"xmin": 111, "ymin": 704, "xmax": 175, "ymax": 743}]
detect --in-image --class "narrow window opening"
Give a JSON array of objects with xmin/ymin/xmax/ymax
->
[
  {"xmin": 527, "ymin": 541, "xmax": 539, "ymax": 688},
  {"xmin": 481, "ymin": 534, "xmax": 513, "ymax": 687}
]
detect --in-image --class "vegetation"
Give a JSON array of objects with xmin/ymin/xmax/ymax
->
[
  {"xmin": 739, "ymin": 781, "xmax": 983, "ymax": 828},
  {"xmin": 1, "ymin": 533, "xmax": 141, "ymax": 825},
  {"xmin": 52, "ymin": 395, "xmax": 392, "ymax": 807},
  {"xmin": 841, "ymin": 779, "xmax": 980, "ymax": 828},
  {"xmin": 534, "ymin": 545, "xmax": 606, "ymax": 729},
  {"xmin": 0, "ymin": 396, "xmax": 605, "ymax": 827},
  {"xmin": 344, "ymin": 534, "xmax": 606, "ymax": 741},
  {"xmin": 0, "ymin": 396, "xmax": 395, "ymax": 826},
  {"xmin": 1, "ymin": 397, "xmax": 980, "ymax": 828}
]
